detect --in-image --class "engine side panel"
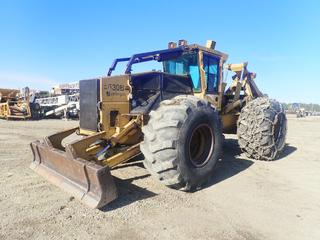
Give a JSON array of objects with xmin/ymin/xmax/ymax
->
[{"xmin": 100, "ymin": 75, "xmax": 131, "ymax": 139}]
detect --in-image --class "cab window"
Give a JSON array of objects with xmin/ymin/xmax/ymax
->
[
  {"xmin": 203, "ymin": 54, "xmax": 220, "ymax": 93},
  {"xmin": 163, "ymin": 52, "xmax": 201, "ymax": 92}
]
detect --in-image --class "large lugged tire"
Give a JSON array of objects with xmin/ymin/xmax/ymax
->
[
  {"xmin": 237, "ymin": 97, "xmax": 287, "ymax": 160},
  {"xmin": 140, "ymin": 95, "xmax": 223, "ymax": 191}
]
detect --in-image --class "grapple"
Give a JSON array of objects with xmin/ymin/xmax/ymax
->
[{"xmin": 30, "ymin": 127, "xmax": 117, "ymax": 209}]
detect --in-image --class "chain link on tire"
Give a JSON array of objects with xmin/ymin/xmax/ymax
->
[{"xmin": 237, "ymin": 97, "xmax": 287, "ymax": 160}]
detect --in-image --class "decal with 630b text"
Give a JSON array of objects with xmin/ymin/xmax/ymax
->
[{"xmin": 105, "ymin": 84, "xmax": 126, "ymax": 97}]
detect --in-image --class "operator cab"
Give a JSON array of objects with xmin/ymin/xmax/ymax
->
[
  {"xmin": 163, "ymin": 48, "xmax": 222, "ymax": 95},
  {"xmin": 162, "ymin": 41, "xmax": 227, "ymax": 108},
  {"xmin": 106, "ymin": 40, "xmax": 228, "ymax": 113}
]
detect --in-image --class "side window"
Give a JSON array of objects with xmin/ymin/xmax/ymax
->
[
  {"xmin": 203, "ymin": 54, "xmax": 220, "ymax": 93},
  {"xmin": 189, "ymin": 65, "xmax": 201, "ymax": 91},
  {"xmin": 163, "ymin": 52, "xmax": 201, "ymax": 92}
]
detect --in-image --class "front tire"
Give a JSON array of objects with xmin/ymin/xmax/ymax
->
[
  {"xmin": 140, "ymin": 95, "xmax": 223, "ymax": 191},
  {"xmin": 237, "ymin": 97, "xmax": 287, "ymax": 160}
]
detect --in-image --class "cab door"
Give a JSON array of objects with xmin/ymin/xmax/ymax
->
[{"xmin": 201, "ymin": 53, "xmax": 222, "ymax": 109}]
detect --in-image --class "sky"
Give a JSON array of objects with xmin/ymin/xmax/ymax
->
[{"xmin": 0, "ymin": 0, "xmax": 319, "ymax": 103}]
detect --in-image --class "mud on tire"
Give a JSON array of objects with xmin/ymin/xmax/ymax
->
[
  {"xmin": 140, "ymin": 95, "xmax": 223, "ymax": 191},
  {"xmin": 237, "ymin": 97, "xmax": 287, "ymax": 161}
]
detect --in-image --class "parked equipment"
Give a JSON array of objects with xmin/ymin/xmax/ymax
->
[
  {"xmin": 30, "ymin": 40, "xmax": 287, "ymax": 208},
  {"xmin": 32, "ymin": 93, "xmax": 79, "ymax": 119},
  {"xmin": 0, "ymin": 84, "xmax": 80, "ymax": 120},
  {"xmin": 0, "ymin": 87, "xmax": 32, "ymax": 119}
]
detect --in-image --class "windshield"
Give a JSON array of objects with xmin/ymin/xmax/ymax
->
[{"xmin": 163, "ymin": 52, "xmax": 201, "ymax": 92}]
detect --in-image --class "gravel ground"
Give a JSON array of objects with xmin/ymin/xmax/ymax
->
[{"xmin": 0, "ymin": 116, "xmax": 320, "ymax": 240}]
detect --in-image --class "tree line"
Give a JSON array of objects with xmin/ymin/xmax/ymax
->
[{"xmin": 281, "ymin": 103, "xmax": 320, "ymax": 112}]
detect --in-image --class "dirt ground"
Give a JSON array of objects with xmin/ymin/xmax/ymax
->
[{"xmin": 0, "ymin": 116, "xmax": 320, "ymax": 240}]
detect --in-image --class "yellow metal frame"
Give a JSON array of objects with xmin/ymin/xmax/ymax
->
[
  {"xmin": 76, "ymin": 116, "xmax": 142, "ymax": 168},
  {"xmin": 0, "ymin": 100, "xmax": 32, "ymax": 120}
]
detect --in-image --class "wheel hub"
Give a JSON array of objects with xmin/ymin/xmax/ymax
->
[{"xmin": 189, "ymin": 124, "xmax": 214, "ymax": 167}]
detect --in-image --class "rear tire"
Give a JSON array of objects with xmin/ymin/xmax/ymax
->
[
  {"xmin": 140, "ymin": 95, "xmax": 223, "ymax": 191},
  {"xmin": 30, "ymin": 103, "xmax": 41, "ymax": 120},
  {"xmin": 237, "ymin": 97, "xmax": 287, "ymax": 160}
]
